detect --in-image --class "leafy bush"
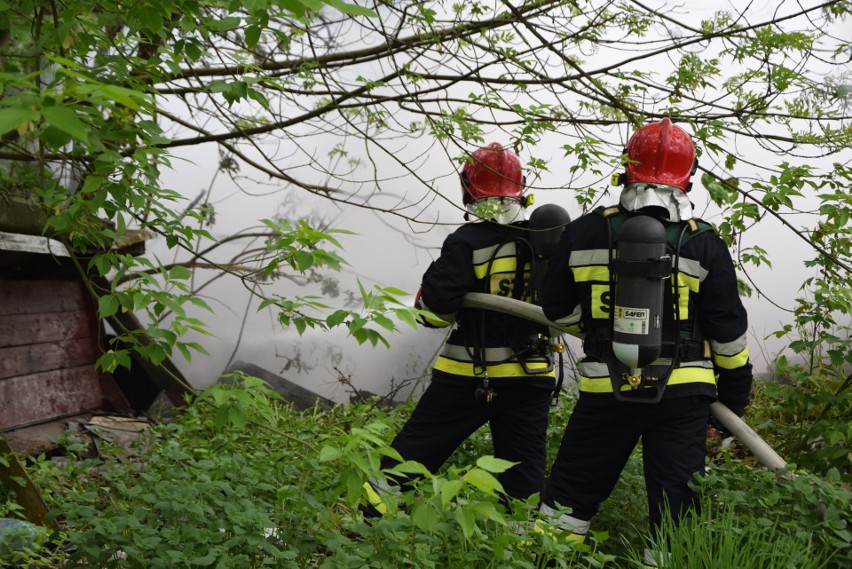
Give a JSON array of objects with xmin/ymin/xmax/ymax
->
[
  {"xmin": 693, "ymin": 460, "xmax": 851, "ymax": 569},
  {"xmin": 11, "ymin": 375, "xmax": 849, "ymax": 568},
  {"xmin": 748, "ymin": 364, "xmax": 851, "ymax": 482}
]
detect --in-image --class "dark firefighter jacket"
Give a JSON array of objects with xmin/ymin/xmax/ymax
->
[
  {"xmin": 416, "ymin": 220, "xmax": 556, "ymax": 388},
  {"xmin": 540, "ymin": 206, "xmax": 753, "ymax": 414}
]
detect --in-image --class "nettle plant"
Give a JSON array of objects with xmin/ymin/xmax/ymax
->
[
  {"xmin": 24, "ymin": 375, "xmax": 847, "ymax": 569},
  {"xmin": 39, "ymin": 376, "xmax": 617, "ymax": 569}
]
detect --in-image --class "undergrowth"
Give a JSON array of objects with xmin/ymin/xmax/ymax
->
[{"xmin": 1, "ymin": 373, "xmax": 849, "ymax": 568}]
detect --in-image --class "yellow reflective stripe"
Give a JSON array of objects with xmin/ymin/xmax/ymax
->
[
  {"xmin": 443, "ymin": 345, "xmax": 518, "ymax": 361},
  {"xmin": 434, "ymin": 357, "xmax": 555, "ymax": 378},
  {"xmin": 662, "ymin": 367, "xmax": 716, "ymax": 385},
  {"xmin": 676, "ymin": 271, "xmax": 700, "ymax": 294},
  {"xmin": 572, "ymin": 265, "xmax": 609, "ymax": 283},
  {"xmin": 473, "ymin": 257, "xmax": 520, "ymax": 278},
  {"xmin": 578, "ymin": 376, "xmax": 616, "ymax": 393},
  {"xmin": 675, "ymin": 285, "xmax": 689, "ymax": 319},
  {"xmin": 578, "ymin": 366, "xmax": 716, "ymax": 393},
  {"xmin": 713, "ymin": 346, "xmax": 750, "ymax": 370},
  {"xmin": 570, "ymin": 249, "xmax": 610, "ymax": 266},
  {"xmin": 711, "ymin": 333, "xmax": 748, "ymax": 355},
  {"xmin": 676, "ymin": 257, "xmax": 707, "ymax": 284},
  {"xmin": 362, "ymin": 482, "xmax": 388, "ymax": 515}
]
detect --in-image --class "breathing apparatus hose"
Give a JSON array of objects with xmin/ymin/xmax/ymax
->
[{"xmin": 459, "ymin": 292, "xmax": 788, "ymax": 473}]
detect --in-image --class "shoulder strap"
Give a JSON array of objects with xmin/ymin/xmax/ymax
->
[
  {"xmin": 663, "ymin": 218, "xmax": 713, "ymax": 249},
  {"xmin": 598, "ymin": 204, "xmax": 713, "ymax": 249}
]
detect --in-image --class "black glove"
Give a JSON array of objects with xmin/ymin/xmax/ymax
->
[{"xmin": 716, "ymin": 372, "xmax": 753, "ymax": 418}]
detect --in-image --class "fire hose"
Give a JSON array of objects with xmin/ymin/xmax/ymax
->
[{"xmin": 460, "ymin": 292, "xmax": 787, "ymax": 472}]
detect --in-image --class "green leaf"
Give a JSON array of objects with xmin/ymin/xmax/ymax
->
[
  {"xmin": 389, "ymin": 460, "xmax": 431, "ymax": 477},
  {"xmin": 372, "ymin": 314, "xmax": 395, "ymax": 332},
  {"xmin": 393, "ymin": 308, "xmax": 419, "ymax": 329},
  {"xmin": 294, "ymin": 317, "xmax": 307, "ymax": 335},
  {"xmin": 176, "ymin": 342, "xmax": 192, "ymax": 362},
  {"xmin": 40, "ymin": 125, "xmax": 73, "ymax": 149},
  {"xmin": 293, "ymin": 250, "xmax": 314, "ymax": 270},
  {"xmin": 98, "ymin": 295, "xmax": 120, "ymax": 318},
  {"xmin": 208, "ymin": 16, "xmax": 243, "ymax": 32},
  {"xmin": 462, "ymin": 468, "xmax": 503, "ymax": 496},
  {"xmin": 440, "ymin": 480, "xmax": 464, "ymax": 508},
  {"xmin": 323, "ymin": 0, "xmax": 378, "ymax": 17},
  {"xmin": 245, "ymin": 25, "xmax": 262, "ymax": 49},
  {"xmin": 326, "ymin": 310, "xmax": 349, "ymax": 327},
  {"xmin": 411, "ymin": 503, "xmax": 439, "ymax": 531},
  {"xmin": 169, "ymin": 265, "xmax": 193, "ymax": 280},
  {"xmin": 0, "ymin": 108, "xmax": 38, "ymax": 135},
  {"xmin": 319, "ymin": 446, "xmax": 342, "ymax": 462},
  {"xmin": 96, "ymin": 349, "xmax": 132, "ymax": 373},
  {"xmin": 137, "ymin": 6, "xmax": 164, "ymax": 33},
  {"xmin": 42, "ymin": 106, "xmax": 90, "ymax": 141},
  {"xmin": 455, "ymin": 507, "xmax": 476, "ymax": 540},
  {"xmin": 475, "ymin": 455, "xmax": 517, "ymax": 474}
]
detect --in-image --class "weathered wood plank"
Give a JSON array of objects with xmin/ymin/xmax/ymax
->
[
  {"xmin": 0, "ymin": 231, "xmax": 69, "ymax": 257},
  {"xmin": 0, "ymin": 311, "xmax": 93, "ymax": 348},
  {"xmin": 0, "ymin": 280, "xmax": 88, "ymax": 315},
  {"xmin": 0, "ymin": 432, "xmax": 58, "ymax": 529},
  {"xmin": 0, "ymin": 366, "xmax": 104, "ymax": 430},
  {"xmin": 0, "ymin": 337, "xmax": 100, "ymax": 380}
]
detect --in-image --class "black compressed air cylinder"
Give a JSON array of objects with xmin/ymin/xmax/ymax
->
[{"xmin": 611, "ymin": 215, "xmax": 670, "ymax": 369}]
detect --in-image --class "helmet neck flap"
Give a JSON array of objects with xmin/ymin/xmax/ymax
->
[
  {"xmin": 465, "ymin": 197, "xmax": 526, "ymax": 225},
  {"xmin": 619, "ymin": 182, "xmax": 694, "ymax": 222}
]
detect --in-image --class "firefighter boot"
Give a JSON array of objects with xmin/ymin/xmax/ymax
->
[
  {"xmin": 533, "ymin": 504, "xmax": 590, "ymax": 568},
  {"xmin": 359, "ymin": 480, "xmax": 389, "ymax": 519}
]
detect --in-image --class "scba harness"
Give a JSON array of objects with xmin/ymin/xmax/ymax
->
[
  {"xmin": 588, "ymin": 206, "xmax": 713, "ymax": 403},
  {"xmin": 466, "ymin": 205, "xmax": 571, "ymax": 405}
]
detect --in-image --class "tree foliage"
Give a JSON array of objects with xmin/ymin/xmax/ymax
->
[{"xmin": 0, "ymin": 0, "xmax": 850, "ymax": 390}]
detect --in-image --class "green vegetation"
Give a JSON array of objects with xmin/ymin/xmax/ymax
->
[
  {"xmin": 1, "ymin": 373, "xmax": 849, "ymax": 568},
  {"xmin": 1, "ymin": 0, "xmax": 850, "ymax": 566}
]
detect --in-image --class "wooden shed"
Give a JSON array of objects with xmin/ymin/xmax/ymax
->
[{"xmin": 0, "ymin": 231, "xmax": 137, "ymax": 455}]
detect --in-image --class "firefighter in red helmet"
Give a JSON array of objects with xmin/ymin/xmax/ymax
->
[
  {"xmin": 362, "ymin": 143, "xmax": 564, "ymax": 514},
  {"xmin": 536, "ymin": 119, "xmax": 753, "ymax": 566}
]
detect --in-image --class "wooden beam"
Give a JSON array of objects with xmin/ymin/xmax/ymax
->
[
  {"xmin": 0, "ymin": 432, "xmax": 57, "ymax": 529},
  {"xmin": 105, "ymin": 308, "xmax": 195, "ymax": 407}
]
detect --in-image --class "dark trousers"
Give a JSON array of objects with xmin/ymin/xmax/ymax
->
[
  {"xmin": 384, "ymin": 379, "xmax": 552, "ymax": 500},
  {"xmin": 543, "ymin": 394, "xmax": 711, "ymax": 537}
]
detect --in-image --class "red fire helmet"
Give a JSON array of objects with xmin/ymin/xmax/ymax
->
[
  {"xmin": 460, "ymin": 143, "xmax": 524, "ymax": 204},
  {"xmin": 625, "ymin": 118, "xmax": 697, "ymax": 192}
]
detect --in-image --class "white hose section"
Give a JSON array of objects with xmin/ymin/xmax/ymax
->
[
  {"xmin": 460, "ymin": 292, "xmax": 788, "ymax": 472},
  {"xmin": 707, "ymin": 401, "xmax": 787, "ymax": 471}
]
